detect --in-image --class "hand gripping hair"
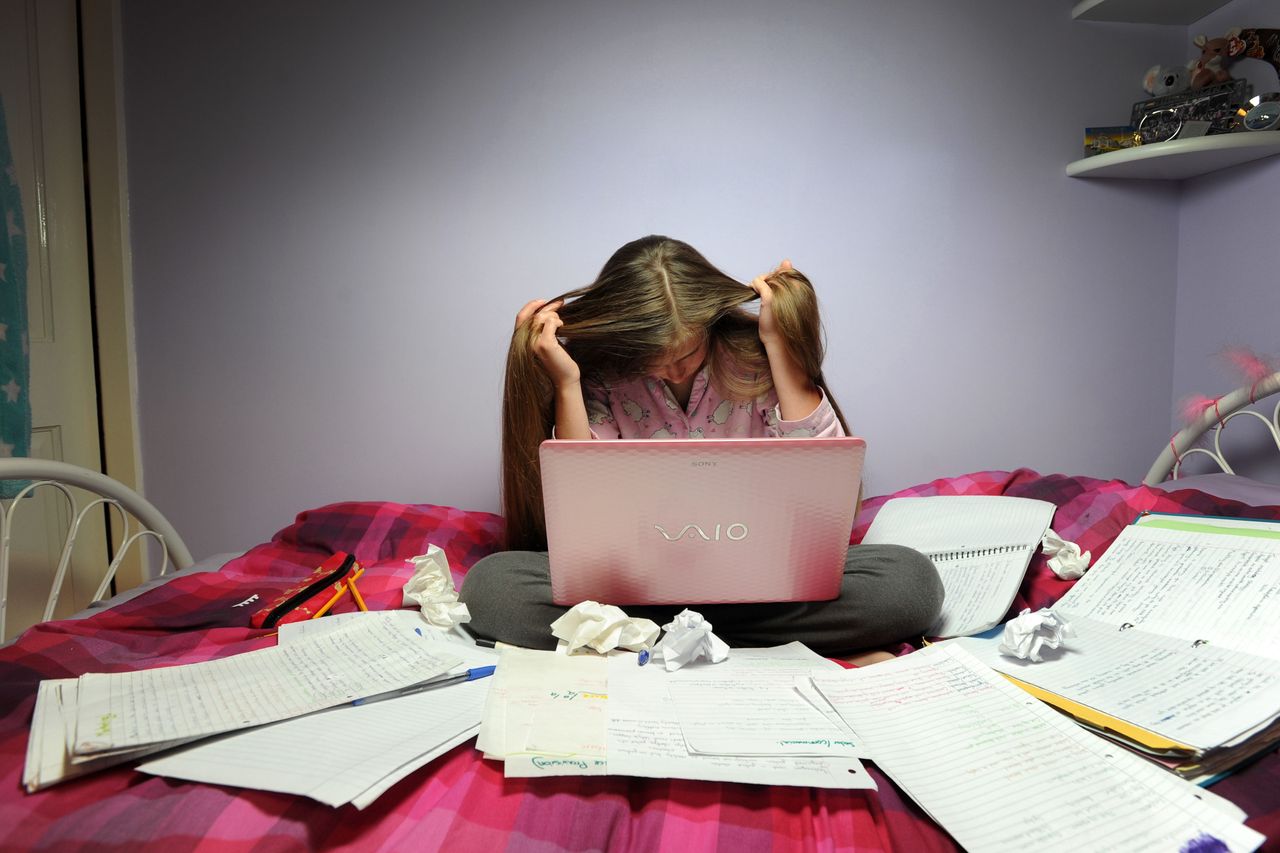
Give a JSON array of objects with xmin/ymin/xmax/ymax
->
[{"xmin": 500, "ymin": 235, "xmax": 847, "ymax": 550}]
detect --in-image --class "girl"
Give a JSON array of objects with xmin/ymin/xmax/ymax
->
[{"xmin": 460, "ymin": 236, "xmax": 942, "ymax": 656}]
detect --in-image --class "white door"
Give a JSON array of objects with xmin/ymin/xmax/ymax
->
[{"xmin": 1, "ymin": 0, "xmax": 108, "ymax": 640}]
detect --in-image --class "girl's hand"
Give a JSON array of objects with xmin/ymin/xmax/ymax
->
[
  {"xmin": 516, "ymin": 299, "xmax": 580, "ymax": 388},
  {"xmin": 747, "ymin": 259, "xmax": 794, "ymax": 346}
]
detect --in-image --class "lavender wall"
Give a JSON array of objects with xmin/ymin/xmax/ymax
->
[
  {"xmin": 1171, "ymin": 0, "xmax": 1280, "ymax": 481},
  {"xmin": 122, "ymin": 1, "xmax": 1187, "ymax": 558}
]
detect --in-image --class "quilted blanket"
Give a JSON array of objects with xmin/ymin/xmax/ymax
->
[{"xmin": 1, "ymin": 470, "xmax": 1277, "ymax": 851}]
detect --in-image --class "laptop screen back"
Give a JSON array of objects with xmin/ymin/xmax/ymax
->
[{"xmin": 539, "ymin": 437, "xmax": 865, "ymax": 606}]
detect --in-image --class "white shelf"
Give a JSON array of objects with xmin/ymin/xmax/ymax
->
[
  {"xmin": 1066, "ymin": 133, "xmax": 1280, "ymax": 179},
  {"xmin": 1071, "ymin": 0, "xmax": 1234, "ymax": 25}
]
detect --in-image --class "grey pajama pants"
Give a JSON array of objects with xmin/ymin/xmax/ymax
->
[{"xmin": 458, "ymin": 544, "xmax": 944, "ymax": 656}]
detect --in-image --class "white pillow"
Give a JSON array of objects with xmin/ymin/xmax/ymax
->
[{"xmin": 1150, "ymin": 472, "xmax": 1280, "ymax": 506}]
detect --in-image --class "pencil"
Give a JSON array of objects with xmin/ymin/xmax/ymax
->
[
  {"xmin": 311, "ymin": 567, "xmax": 366, "ymax": 619},
  {"xmin": 346, "ymin": 575, "xmax": 369, "ymax": 612},
  {"xmin": 310, "ymin": 585, "xmax": 348, "ymax": 619}
]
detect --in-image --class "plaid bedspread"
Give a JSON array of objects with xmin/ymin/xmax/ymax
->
[{"xmin": 1, "ymin": 471, "xmax": 1277, "ymax": 851}]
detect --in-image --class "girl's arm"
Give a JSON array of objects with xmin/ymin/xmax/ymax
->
[
  {"xmin": 748, "ymin": 264, "xmax": 823, "ymax": 422},
  {"xmin": 761, "ymin": 335, "xmax": 823, "ymax": 421},
  {"xmin": 553, "ymin": 381, "xmax": 592, "ymax": 439},
  {"xmin": 519, "ymin": 299, "xmax": 591, "ymax": 439}
]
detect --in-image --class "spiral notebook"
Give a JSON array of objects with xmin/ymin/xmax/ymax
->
[
  {"xmin": 860, "ymin": 495, "xmax": 1056, "ymax": 638},
  {"xmin": 1053, "ymin": 512, "xmax": 1280, "ymax": 656}
]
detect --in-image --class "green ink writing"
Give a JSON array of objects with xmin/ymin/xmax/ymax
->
[{"xmin": 96, "ymin": 713, "xmax": 116, "ymax": 736}]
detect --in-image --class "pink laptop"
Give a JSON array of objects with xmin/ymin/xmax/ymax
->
[{"xmin": 539, "ymin": 437, "xmax": 866, "ymax": 606}]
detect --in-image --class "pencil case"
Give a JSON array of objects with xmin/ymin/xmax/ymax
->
[{"xmin": 250, "ymin": 552, "xmax": 357, "ymax": 629}]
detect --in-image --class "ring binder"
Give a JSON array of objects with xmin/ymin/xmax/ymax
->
[
  {"xmin": 928, "ymin": 543, "xmax": 1027, "ymax": 562},
  {"xmin": 960, "ymin": 612, "xmax": 1280, "ymax": 780},
  {"xmin": 1056, "ymin": 512, "xmax": 1280, "ymax": 654}
]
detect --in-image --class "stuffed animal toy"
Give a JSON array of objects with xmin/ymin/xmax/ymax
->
[
  {"xmin": 1189, "ymin": 28, "xmax": 1243, "ymax": 89},
  {"xmin": 1228, "ymin": 28, "xmax": 1280, "ymax": 78},
  {"xmin": 1143, "ymin": 64, "xmax": 1190, "ymax": 97}
]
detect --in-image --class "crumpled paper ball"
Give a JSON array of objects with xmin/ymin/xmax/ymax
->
[
  {"xmin": 998, "ymin": 608, "xmax": 1075, "ymax": 663},
  {"xmin": 550, "ymin": 601, "xmax": 660, "ymax": 655},
  {"xmin": 655, "ymin": 609, "xmax": 729, "ymax": 672},
  {"xmin": 401, "ymin": 544, "xmax": 471, "ymax": 629},
  {"xmin": 1041, "ymin": 530, "xmax": 1091, "ymax": 580}
]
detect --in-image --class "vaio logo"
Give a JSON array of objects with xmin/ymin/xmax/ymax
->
[{"xmin": 653, "ymin": 523, "xmax": 748, "ymax": 542}]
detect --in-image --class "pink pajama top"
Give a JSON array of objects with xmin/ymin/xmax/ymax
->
[{"xmin": 582, "ymin": 364, "xmax": 844, "ymax": 440}]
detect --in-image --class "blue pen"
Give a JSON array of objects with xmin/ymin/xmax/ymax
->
[{"xmin": 352, "ymin": 666, "xmax": 496, "ymax": 706}]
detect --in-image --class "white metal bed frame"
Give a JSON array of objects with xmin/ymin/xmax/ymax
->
[
  {"xmin": 1144, "ymin": 370, "xmax": 1280, "ymax": 485},
  {"xmin": 0, "ymin": 458, "xmax": 193, "ymax": 640}
]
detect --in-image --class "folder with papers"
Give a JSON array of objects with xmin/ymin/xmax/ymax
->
[{"xmin": 958, "ymin": 512, "xmax": 1280, "ymax": 780}]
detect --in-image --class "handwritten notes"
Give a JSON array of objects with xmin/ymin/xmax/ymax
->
[
  {"xmin": 958, "ymin": 614, "xmax": 1280, "ymax": 752},
  {"xmin": 925, "ymin": 550, "xmax": 1034, "ymax": 638},
  {"xmin": 22, "ymin": 680, "xmax": 183, "ymax": 791},
  {"xmin": 73, "ymin": 615, "xmax": 461, "ymax": 754},
  {"xmin": 1054, "ymin": 520, "xmax": 1280, "ymax": 655},
  {"xmin": 667, "ymin": 683, "xmax": 857, "ymax": 757},
  {"xmin": 478, "ymin": 647, "xmax": 608, "ymax": 777},
  {"xmin": 812, "ymin": 645, "xmax": 1264, "ymax": 853},
  {"xmin": 275, "ymin": 609, "xmax": 473, "ymax": 647},
  {"xmin": 606, "ymin": 643, "xmax": 874, "ymax": 788},
  {"xmin": 861, "ymin": 496, "xmax": 1055, "ymax": 637}
]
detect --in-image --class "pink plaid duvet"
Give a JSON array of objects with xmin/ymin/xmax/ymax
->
[{"xmin": 1, "ymin": 471, "xmax": 1277, "ymax": 851}]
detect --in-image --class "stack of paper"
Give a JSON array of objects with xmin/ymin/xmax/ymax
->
[
  {"xmin": 24, "ymin": 611, "xmax": 497, "ymax": 808},
  {"xmin": 604, "ymin": 644, "xmax": 873, "ymax": 789},
  {"xmin": 808, "ymin": 645, "xmax": 1265, "ymax": 853},
  {"xmin": 957, "ymin": 615, "xmax": 1280, "ymax": 782},
  {"xmin": 957, "ymin": 512, "xmax": 1280, "ymax": 781},
  {"xmin": 477, "ymin": 646, "xmax": 610, "ymax": 776},
  {"xmin": 477, "ymin": 642, "xmax": 875, "ymax": 789}
]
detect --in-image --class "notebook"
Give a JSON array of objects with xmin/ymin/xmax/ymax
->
[
  {"xmin": 956, "ymin": 512, "xmax": 1280, "ymax": 780},
  {"xmin": 860, "ymin": 495, "xmax": 1056, "ymax": 638},
  {"xmin": 539, "ymin": 437, "xmax": 866, "ymax": 606},
  {"xmin": 1052, "ymin": 511, "xmax": 1280, "ymax": 654}
]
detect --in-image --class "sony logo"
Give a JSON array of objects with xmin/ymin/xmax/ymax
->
[
  {"xmin": 691, "ymin": 460, "xmax": 716, "ymax": 468},
  {"xmin": 654, "ymin": 523, "xmax": 748, "ymax": 542}
]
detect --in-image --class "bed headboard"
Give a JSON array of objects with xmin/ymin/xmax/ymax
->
[{"xmin": 1144, "ymin": 370, "xmax": 1280, "ymax": 485}]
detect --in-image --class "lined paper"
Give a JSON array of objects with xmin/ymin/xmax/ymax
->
[
  {"xmin": 138, "ymin": 674, "xmax": 492, "ymax": 808},
  {"xmin": 24, "ymin": 680, "xmax": 203, "ymax": 789},
  {"xmin": 600, "ymin": 644, "xmax": 874, "ymax": 789},
  {"xmin": 925, "ymin": 550, "xmax": 1032, "ymax": 638},
  {"xmin": 813, "ymin": 646, "xmax": 1263, "ymax": 853},
  {"xmin": 477, "ymin": 647, "xmax": 608, "ymax": 777},
  {"xmin": 1054, "ymin": 522, "xmax": 1280, "ymax": 655},
  {"xmin": 667, "ymin": 682, "xmax": 857, "ymax": 756},
  {"xmin": 861, "ymin": 496, "xmax": 1055, "ymax": 637},
  {"xmin": 276, "ymin": 609, "xmax": 476, "ymax": 648},
  {"xmin": 862, "ymin": 495, "xmax": 1054, "ymax": 554},
  {"xmin": 74, "ymin": 616, "xmax": 461, "ymax": 754},
  {"xmin": 24, "ymin": 681, "xmax": 76, "ymax": 792},
  {"xmin": 957, "ymin": 615, "xmax": 1280, "ymax": 751}
]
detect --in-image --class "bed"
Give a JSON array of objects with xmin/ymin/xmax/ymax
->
[{"xmin": 2, "ymin": 464, "xmax": 1278, "ymax": 851}]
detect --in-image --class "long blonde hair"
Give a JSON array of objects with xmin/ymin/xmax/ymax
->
[{"xmin": 501, "ymin": 235, "xmax": 848, "ymax": 550}]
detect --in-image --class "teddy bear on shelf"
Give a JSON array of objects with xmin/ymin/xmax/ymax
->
[
  {"xmin": 1188, "ymin": 27, "xmax": 1244, "ymax": 89},
  {"xmin": 1142, "ymin": 64, "xmax": 1190, "ymax": 97}
]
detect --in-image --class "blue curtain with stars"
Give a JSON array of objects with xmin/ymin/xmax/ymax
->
[{"xmin": 0, "ymin": 96, "xmax": 31, "ymax": 496}]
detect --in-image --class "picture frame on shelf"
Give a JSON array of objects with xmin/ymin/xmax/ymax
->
[{"xmin": 1084, "ymin": 126, "xmax": 1141, "ymax": 156}]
